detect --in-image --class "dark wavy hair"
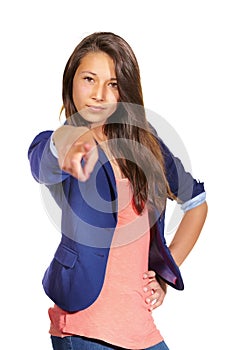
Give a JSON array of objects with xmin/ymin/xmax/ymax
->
[{"xmin": 61, "ymin": 32, "xmax": 174, "ymax": 214}]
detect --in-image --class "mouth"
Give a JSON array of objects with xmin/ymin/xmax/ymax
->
[{"xmin": 86, "ymin": 105, "xmax": 106, "ymax": 112}]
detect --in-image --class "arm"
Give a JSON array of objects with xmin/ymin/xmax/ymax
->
[
  {"xmin": 28, "ymin": 125, "xmax": 98, "ymax": 184},
  {"xmin": 144, "ymin": 201, "xmax": 207, "ymax": 310},
  {"xmin": 169, "ymin": 201, "xmax": 208, "ymax": 266},
  {"xmin": 158, "ymin": 135, "xmax": 208, "ymax": 266},
  {"xmin": 144, "ymin": 131, "xmax": 207, "ymax": 308}
]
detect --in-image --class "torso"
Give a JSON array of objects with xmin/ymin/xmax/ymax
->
[{"xmin": 48, "ymin": 178, "xmax": 163, "ymax": 349}]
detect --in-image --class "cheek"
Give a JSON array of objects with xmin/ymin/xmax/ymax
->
[
  {"xmin": 108, "ymin": 90, "xmax": 120, "ymax": 104},
  {"xmin": 73, "ymin": 84, "xmax": 90, "ymax": 109}
]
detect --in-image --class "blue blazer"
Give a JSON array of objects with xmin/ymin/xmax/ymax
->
[{"xmin": 28, "ymin": 130, "xmax": 205, "ymax": 312}]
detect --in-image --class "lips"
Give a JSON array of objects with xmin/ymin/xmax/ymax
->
[{"xmin": 86, "ymin": 105, "xmax": 106, "ymax": 112}]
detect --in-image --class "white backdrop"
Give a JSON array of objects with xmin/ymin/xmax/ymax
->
[{"xmin": 1, "ymin": 1, "xmax": 232, "ymax": 349}]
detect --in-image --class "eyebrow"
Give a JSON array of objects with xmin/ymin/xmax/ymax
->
[
  {"xmin": 80, "ymin": 71, "xmax": 117, "ymax": 80},
  {"xmin": 80, "ymin": 70, "xmax": 96, "ymax": 76}
]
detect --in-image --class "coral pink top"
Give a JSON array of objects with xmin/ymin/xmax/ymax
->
[{"xmin": 48, "ymin": 178, "xmax": 163, "ymax": 349}]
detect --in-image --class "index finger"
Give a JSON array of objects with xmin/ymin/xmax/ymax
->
[{"xmin": 82, "ymin": 143, "xmax": 98, "ymax": 177}]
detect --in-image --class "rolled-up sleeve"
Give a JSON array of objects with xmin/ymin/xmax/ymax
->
[
  {"xmin": 181, "ymin": 192, "xmax": 206, "ymax": 212},
  {"xmin": 158, "ymin": 137, "xmax": 206, "ymax": 206}
]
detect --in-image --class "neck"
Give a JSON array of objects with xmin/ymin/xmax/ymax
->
[{"xmin": 91, "ymin": 125, "xmax": 107, "ymax": 142}]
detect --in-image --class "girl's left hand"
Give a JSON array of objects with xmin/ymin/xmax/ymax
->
[{"xmin": 143, "ymin": 270, "xmax": 166, "ymax": 311}]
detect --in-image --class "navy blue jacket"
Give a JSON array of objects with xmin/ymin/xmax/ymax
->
[{"xmin": 28, "ymin": 130, "xmax": 205, "ymax": 312}]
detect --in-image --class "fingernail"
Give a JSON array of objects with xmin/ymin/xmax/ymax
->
[
  {"xmin": 143, "ymin": 287, "xmax": 148, "ymax": 292},
  {"xmin": 146, "ymin": 298, "xmax": 150, "ymax": 304}
]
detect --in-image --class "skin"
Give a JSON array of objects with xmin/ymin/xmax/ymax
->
[
  {"xmin": 53, "ymin": 51, "xmax": 208, "ymax": 312},
  {"xmin": 72, "ymin": 52, "xmax": 119, "ymax": 127}
]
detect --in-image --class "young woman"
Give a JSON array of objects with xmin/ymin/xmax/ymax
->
[{"xmin": 28, "ymin": 32, "xmax": 208, "ymax": 350}]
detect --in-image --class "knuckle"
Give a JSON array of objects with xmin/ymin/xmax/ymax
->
[{"xmin": 61, "ymin": 164, "xmax": 70, "ymax": 172}]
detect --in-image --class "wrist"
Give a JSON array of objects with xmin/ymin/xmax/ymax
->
[{"xmin": 156, "ymin": 275, "xmax": 167, "ymax": 293}]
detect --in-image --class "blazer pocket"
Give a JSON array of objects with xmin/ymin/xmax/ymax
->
[{"xmin": 54, "ymin": 243, "xmax": 78, "ymax": 268}]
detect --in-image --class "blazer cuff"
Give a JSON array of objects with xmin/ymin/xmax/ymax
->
[
  {"xmin": 50, "ymin": 133, "xmax": 58, "ymax": 158},
  {"xmin": 181, "ymin": 192, "xmax": 206, "ymax": 212}
]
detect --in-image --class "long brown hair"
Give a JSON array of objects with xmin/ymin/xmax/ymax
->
[{"xmin": 61, "ymin": 32, "xmax": 174, "ymax": 214}]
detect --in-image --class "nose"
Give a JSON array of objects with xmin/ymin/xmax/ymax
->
[{"xmin": 92, "ymin": 82, "xmax": 105, "ymax": 102}]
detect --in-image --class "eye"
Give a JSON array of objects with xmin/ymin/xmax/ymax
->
[
  {"xmin": 109, "ymin": 81, "xmax": 118, "ymax": 89},
  {"xmin": 84, "ymin": 76, "xmax": 94, "ymax": 83}
]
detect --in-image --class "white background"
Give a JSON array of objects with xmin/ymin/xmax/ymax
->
[{"xmin": 1, "ymin": 0, "xmax": 232, "ymax": 349}]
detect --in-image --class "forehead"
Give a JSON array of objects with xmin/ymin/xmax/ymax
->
[{"xmin": 77, "ymin": 51, "xmax": 116, "ymax": 76}]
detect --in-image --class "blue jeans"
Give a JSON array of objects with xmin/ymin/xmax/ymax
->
[{"xmin": 51, "ymin": 335, "xmax": 169, "ymax": 350}]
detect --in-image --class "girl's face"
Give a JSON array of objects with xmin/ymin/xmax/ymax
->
[{"xmin": 72, "ymin": 51, "xmax": 119, "ymax": 128}]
